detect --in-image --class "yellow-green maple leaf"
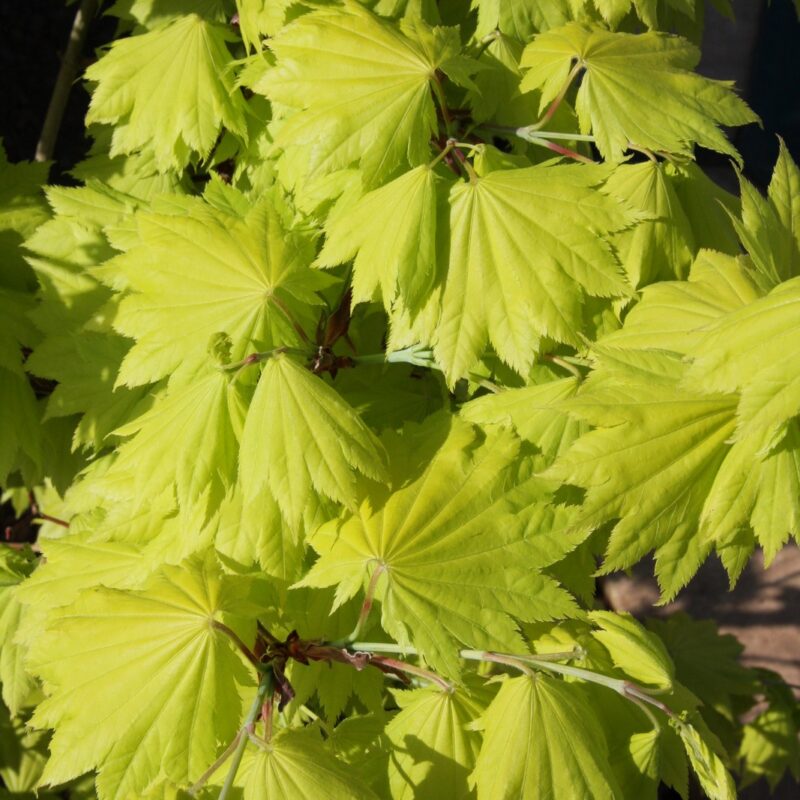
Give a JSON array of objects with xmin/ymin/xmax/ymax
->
[
  {"xmin": 434, "ymin": 163, "xmax": 634, "ymax": 384},
  {"xmin": 27, "ymin": 554, "xmax": 252, "ymax": 800},
  {"xmin": 300, "ymin": 416, "xmax": 578, "ymax": 677},
  {"xmin": 239, "ymin": 354, "xmax": 389, "ymax": 530},
  {"xmin": 112, "ymin": 199, "xmax": 328, "ymax": 387},
  {"xmin": 85, "ymin": 15, "xmax": 248, "ymax": 171},
  {"xmin": 470, "ymin": 674, "xmax": 621, "ymax": 799},
  {"xmin": 256, "ymin": 1, "xmax": 457, "ymax": 185},
  {"xmin": 520, "ymin": 24, "xmax": 757, "ymax": 163}
]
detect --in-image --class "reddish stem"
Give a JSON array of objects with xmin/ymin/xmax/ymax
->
[{"xmin": 212, "ymin": 621, "xmax": 261, "ymax": 668}]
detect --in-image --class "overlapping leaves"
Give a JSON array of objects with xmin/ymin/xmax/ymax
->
[
  {"xmin": 301, "ymin": 416, "xmax": 579, "ymax": 677},
  {"xmin": 0, "ymin": 3, "xmax": 796, "ymax": 800},
  {"xmin": 521, "ymin": 23, "xmax": 756, "ymax": 162}
]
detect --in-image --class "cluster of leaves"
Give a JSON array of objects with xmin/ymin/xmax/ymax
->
[{"xmin": 1, "ymin": 0, "xmax": 799, "ymax": 798}]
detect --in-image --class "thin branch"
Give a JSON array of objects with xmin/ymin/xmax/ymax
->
[
  {"xmin": 530, "ymin": 61, "xmax": 583, "ymax": 132},
  {"xmin": 188, "ymin": 731, "xmax": 243, "ymax": 796},
  {"xmin": 34, "ymin": 512, "xmax": 70, "ymax": 529},
  {"xmin": 268, "ymin": 295, "xmax": 313, "ymax": 346},
  {"xmin": 431, "ymin": 73, "xmax": 453, "ymax": 136},
  {"xmin": 474, "ymin": 30, "xmax": 500, "ymax": 59},
  {"xmin": 216, "ymin": 670, "xmax": 275, "ymax": 800},
  {"xmin": 218, "ymin": 346, "xmax": 308, "ymax": 377},
  {"xmin": 35, "ymin": 0, "xmax": 100, "ymax": 162},
  {"xmin": 543, "ymin": 354, "xmax": 584, "ymax": 381},
  {"xmin": 342, "ymin": 564, "xmax": 385, "ymax": 645},
  {"xmin": 212, "ymin": 621, "xmax": 261, "ymax": 669},
  {"xmin": 528, "ymin": 137, "xmax": 597, "ymax": 165},
  {"xmin": 369, "ymin": 654, "xmax": 454, "ymax": 692},
  {"xmin": 449, "ymin": 140, "xmax": 478, "ymax": 182},
  {"xmin": 347, "ymin": 642, "xmax": 675, "ymax": 719}
]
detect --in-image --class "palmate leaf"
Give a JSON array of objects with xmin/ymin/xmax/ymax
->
[
  {"xmin": 239, "ymin": 354, "xmax": 389, "ymax": 530},
  {"xmin": 589, "ymin": 611, "xmax": 674, "ymax": 691},
  {"xmin": 520, "ymin": 24, "xmax": 757, "ymax": 163},
  {"xmin": 107, "ymin": 0, "xmax": 233, "ymax": 29},
  {"xmin": 434, "ymin": 164, "xmax": 635, "ymax": 384},
  {"xmin": 104, "ymin": 367, "xmax": 248, "ymax": 520},
  {"xmin": 0, "ymin": 144, "xmax": 50, "ymax": 292},
  {"xmin": 235, "ymin": 0, "xmax": 293, "ymax": 49},
  {"xmin": 646, "ymin": 614, "xmax": 756, "ymax": 713},
  {"xmin": 604, "ymin": 161, "xmax": 696, "ymax": 286},
  {"xmin": 26, "ymin": 330, "xmax": 150, "ymax": 451},
  {"xmin": 85, "ymin": 15, "xmax": 247, "ymax": 170},
  {"xmin": 545, "ymin": 348, "xmax": 738, "ymax": 598},
  {"xmin": 471, "ymin": 0, "xmax": 585, "ymax": 40},
  {"xmin": 739, "ymin": 682, "xmax": 800, "ymax": 791},
  {"xmin": 14, "ymin": 534, "xmax": 152, "ymax": 610},
  {"xmin": 460, "ymin": 374, "xmax": 585, "ymax": 464},
  {"xmin": 471, "ymin": 674, "xmax": 621, "ymax": 799},
  {"xmin": 256, "ymin": 1, "xmax": 456, "ymax": 185},
  {"xmin": 385, "ymin": 684, "xmax": 487, "ymax": 800},
  {"xmin": 0, "ymin": 548, "xmax": 38, "ymax": 714},
  {"xmin": 317, "ymin": 165, "xmax": 448, "ymax": 313},
  {"xmin": 602, "ymin": 249, "xmax": 763, "ymax": 354},
  {"xmin": 0, "ymin": 289, "xmax": 41, "ymax": 482},
  {"xmin": 26, "ymin": 553, "xmax": 252, "ymax": 800},
  {"xmin": 673, "ymin": 720, "xmax": 736, "ymax": 800},
  {"xmin": 697, "ymin": 420, "xmax": 800, "ymax": 571},
  {"xmin": 686, "ymin": 276, "xmax": 800, "ymax": 451},
  {"xmin": 215, "ymin": 487, "xmax": 306, "ymax": 583},
  {"xmin": 238, "ymin": 727, "xmax": 377, "ymax": 800},
  {"xmin": 300, "ymin": 416, "xmax": 578, "ymax": 678},
  {"xmin": 733, "ymin": 140, "xmax": 800, "ymax": 288},
  {"xmin": 111, "ymin": 198, "xmax": 328, "ymax": 387}
]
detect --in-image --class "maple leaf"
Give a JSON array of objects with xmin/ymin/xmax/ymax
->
[
  {"xmin": 235, "ymin": 0, "xmax": 293, "ymax": 50},
  {"xmin": 520, "ymin": 24, "xmax": 757, "ymax": 162},
  {"xmin": 545, "ymin": 347, "xmax": 738, "ymax": 599},
  {"xmin": 739, "ymin": 684, "xmax": 800, "ymax": 791},
  {"xmin": 111, "ymin": 198, "xmax": 328, "ymax": 387},
  {"xmin": 0, "ymin": 548, "xmax": 38, "ymax": 714},
  {"xmin": 26, "ymin": 554, "xmax": 253, "ymax": 800},
  {"xmin": 646, "ymin": 614, "xmax": 756, "ymax": 711},
  {"xmin": 434, "ymin": 163, "xmax": 635, "ymax": 383},
  {"xmin": 300, "ymin": 416, "xmax": 578, "ymax": 677},
  {"xmin": 85, "ymin": 15, "xmax": 248, "ymax": 170},
  {"xmin": 732, "ymin": 139, "xmax": 800, "ymax": 289},
  {"xmin": 26, "ymin": 331, "xmax": 150, "ymax": 451},
  {"xmin": 460, "ymin": 374, "xmax": 585, "ymax": 464},
  {"xmin": 255, "ymin": 1, "xmax": 456, "ymax": 185},
  {"xmin": 238, "ymin": 727, "xmax": 377, "ymax": 799},
  {"xmin": 604, "ymin": 161, "xmax": 696, "ymax": 286},
  {"xmin": 215, "ymin": 487, "xmax": 306, "ymax": 583},
  {"xmin": 472, "ymin": 0, "xmax": 583, "ymax": 40},
  {"xmin": 0, "ymin": 144, "xmax": 50, "ymax": 292},
  {"xmin": 0, "ymin": 289, "xmax": 41, "ymax": 481},
  {"xmin": 317, "ymin": 165, "xmax": 449, "ymax": 313},
  {"xmin": 601, "ymin": 249, "xmax": 763, "ymax": 354},
  {"xmin": 108, "ymin": 0, "xmax": 232, "ymax": 29},
  {"xmin": 673, "ymin": 720, "xmax": 736, "ymax": 800},
  {"xmin": 589, "ymin": 611, "xmax": 675, "ymax": 691},
  {"xmin": 386, "ymin": 684, "xmax": 488, "ymax": 800},
  {"xmin": 471, "ymin": 674, "xmax": 621, "ymax": 799},
  {"xmin": 239, "ymin": 354, "xmax": 389, "ymax": 529},
  {"xmin": 15, "ymin": 534, "xmax": 152, "ymax": 610},
  {"xmin": 106, "ymin": 367, "xmax": 249, "ymax": 520},
  {"xmin": 686, "ymin": 276, "xmax": 800, "ymax": 451}
]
